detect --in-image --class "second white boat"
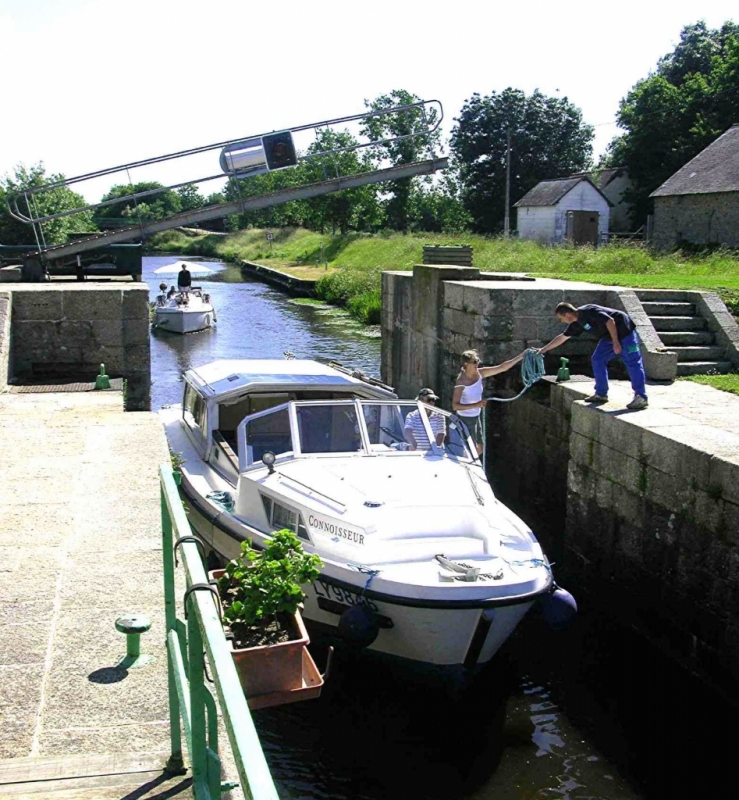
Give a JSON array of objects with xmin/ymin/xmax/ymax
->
[{"xmin": 153, "ymin": 287, "xmax": 216, "ymax": 334}]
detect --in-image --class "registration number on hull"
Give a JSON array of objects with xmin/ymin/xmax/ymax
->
[{"xmin": 312, "ymin": 580, "xmax": 379, "ymax": 612}]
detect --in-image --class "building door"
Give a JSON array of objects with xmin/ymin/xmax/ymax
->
[{"xmin": 566, "ymin": 211, "xmax": 599, "ymax": 245}]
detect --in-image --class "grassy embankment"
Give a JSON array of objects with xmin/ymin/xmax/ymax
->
[{"xmin": 150, "ymin": 225, "xmax": 739, "ymax": 319}]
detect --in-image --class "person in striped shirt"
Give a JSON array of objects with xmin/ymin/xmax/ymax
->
[{"xmin": 404, "ymin": 388, "xmax": 446, "ymax": 450}]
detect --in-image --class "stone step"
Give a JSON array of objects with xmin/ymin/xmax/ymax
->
[
  {"xmin": 669, "ymin": 346, "xmax": 725, "ymax": 362},
  {"xmin": 642, "ymin": 301, "xmax": 696, "ymax": 316},
  {"xmin": 676, "ymin": 361, "xmax": 732, "ymax": 376},
  {"xmin": 635, "ymin": 289, "xmax": 694, "ymax": 302},
  {"xmin": 651, "ymin": 315, "xmax": 707, "ymax": 332},
  {"xmin": 659, "ymin": 330, "xmax": 715, "ymax": 346}
]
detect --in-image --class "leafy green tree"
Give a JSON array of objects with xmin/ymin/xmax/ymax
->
[
  {"xmin": 606, "ymin": 21, "xmax": 739, "ymax": 223},
  {"xmin": 176, "ymin": 184, "xmax": 206, "ymax": 211},
  {"xmin": 451, "ymin": 88, "xmax": 593, "ymax": 234},
  {"xmin": 409, "ymin": 172, "xmax": 473, "ymax": 233},
  {"xmin": 93, "ymin": 181, "xmax": 182, "ymax": 228},
  {"xmin": 361, "ymin": 90, "xmax": 442, "ymax": 231},
  {"xmin": 0, "ymin": 163, "xmax": 97, "ymax": 246},
  {"xmin": 302, "ymin": 129, "xmax": 380, "ymax": 233}
]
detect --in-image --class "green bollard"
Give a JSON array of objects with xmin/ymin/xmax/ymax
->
[
  {"xmin": 556, "ymin": 357, "xmax": 570, "ymax": 382},
  {"xmin": 95, "ymin": 363, "xmax": 111, "ymax": 390},
  {"xmin": 115, "ymin": 615, "xmax": 154, "ymax": 669}
]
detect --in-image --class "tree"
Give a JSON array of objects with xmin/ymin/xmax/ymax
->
[
  {"xmin": 605, "ymin": 21, "xmax": 739, "ymax": 223},
  {"xmin": 0, "ymin": 163, "xmax": 96, "ymax": 246},
  {"xmin": 93, "ymin": 181, "xmax": 182, "ymax": 229},
  {"xmin": 302, "ymin": 129, "xmax": 380, "ymax": 234},
  {"xmin": 176, "ymin": 184, "xmax": 206, "ymax": 211},
  {"xmin": 451, "ymin": 89, "xmax": 594, "ymax": 233},
  {"xmin": 361, "ymin": 90, "xmax": 442, "ymax": 231},
  {"xmin": 408, "ymin": 171, "xmax": 473, "ymax": 233}
]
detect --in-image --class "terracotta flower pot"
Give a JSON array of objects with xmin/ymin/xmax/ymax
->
[{"xmin": 209, "ymin": 569, "xmax": 310, "ymax": 699}]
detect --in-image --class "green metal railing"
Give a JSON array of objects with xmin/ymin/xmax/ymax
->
[{"xmin": 161, "ymin": 463, "xmax": 279, "ymax": 799}]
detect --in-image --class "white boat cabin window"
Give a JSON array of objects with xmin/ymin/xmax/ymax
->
[
  {"xmin": 183, "ymin": 383, "xmax": 207, "ymax": 435},
  {"xmin": 295, "ymin": 404, "xmax": 362, "ymax": 454},
  {"xmin": 260, "ymin": 494, "xmax": 310, "ymax": 541},
  {"xmin": 244, "ymin": 407, "xmax": 293, "ymax": 465}
]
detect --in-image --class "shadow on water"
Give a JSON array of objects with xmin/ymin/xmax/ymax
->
[{"xmin": 254, "ymin": 644, "xmax": 512, "ymax": 800}]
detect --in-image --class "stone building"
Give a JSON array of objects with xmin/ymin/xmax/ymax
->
[
  {"xmin": 514, "ymin": 177, "xmax": 611, "ymax": 245},
  {"xmin": 650, "ymin": 123, "xmax": 739, "ymax": 249}
]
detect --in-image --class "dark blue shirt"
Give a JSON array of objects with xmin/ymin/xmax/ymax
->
[{"xmin": 564, "ymin": 305, "xmax": 634, "ymax": 341}]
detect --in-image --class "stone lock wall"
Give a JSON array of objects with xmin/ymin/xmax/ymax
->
[
  {"xmin": 487, "ymin": 379, "xmax": 739, "ymax": 691},
  {"xmin": 7, "ymin": 285, "xmax": 151, "ymax": 410}
]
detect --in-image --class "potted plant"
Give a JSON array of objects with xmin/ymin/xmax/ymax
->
[
  {"xmin": 170, "ymin": 449, "xmax": 185, "ymax": 485},
  {"xmin": 211, "ymin": 529, "xmax": 322, "ymax": 699}
]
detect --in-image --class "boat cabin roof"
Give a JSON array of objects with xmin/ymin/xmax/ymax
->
[{"xmin": 185, "ymin": 359, "xmax": 395, "ymax": 401}]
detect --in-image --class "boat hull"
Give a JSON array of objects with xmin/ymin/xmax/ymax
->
[
  {"xmin": 154, "ymin": 307, "xmax": 215, "ymax": 334},
  {"xmin": 183, "ymin": 484, "xmax": 539, "ymax": 671}
]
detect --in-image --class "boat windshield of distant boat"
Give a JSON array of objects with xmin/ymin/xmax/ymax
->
[
  {"xmin": 153, "ymin": 287, "xmax": 216, "ymax": 334},
  {"xmin": 160, "ymin": 358, "xmax": 554, "ymax": 674}
]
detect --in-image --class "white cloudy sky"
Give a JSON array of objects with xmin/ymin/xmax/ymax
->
[{"xmin": 1, "ymin": 0, "xmax": 736, "ymax": 201}]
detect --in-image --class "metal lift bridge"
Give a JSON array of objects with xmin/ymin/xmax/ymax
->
[{"xmin": 6, "ymin": 101, "xmax": 448, "ymax": 269}]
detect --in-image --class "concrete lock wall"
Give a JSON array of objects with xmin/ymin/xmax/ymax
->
[
  {"xmin": 383, "ymin": 265, "xmax": 739, "ymax": 689},
  {"xmin": 0, "ymin": 291, "xmax": 12, "ymax": 392},
  {"xmin": 488, "ymin": 381, "xmax": 739, "ymax": 690},
  {"xmin": 381, "ymin": 265, "xmax": 675, "ymax": 406},
  {"xmin": 6, "ymin": 285, "xmax": 151, "ymax": 411}
]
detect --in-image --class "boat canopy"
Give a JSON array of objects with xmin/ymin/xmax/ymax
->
[
  {"xmin": 235, "ymin": 399, "xmax": 477, "ymax": 470},
  {"xmin": 185, "ymin": 359, "xmax": 396, "ymax": 402}
]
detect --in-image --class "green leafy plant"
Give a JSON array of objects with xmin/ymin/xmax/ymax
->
[
  {"xmin": 170, "ymin": 449, "xmax": 185, "ymax": 471},
  {"xmin": 218, "ymin": 530, "xmax": 322, "ymax": 640}
]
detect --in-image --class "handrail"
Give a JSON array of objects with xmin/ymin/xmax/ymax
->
[{"xmin": 160, "ymin": 463, "xmax": 279, "ymax": 799}]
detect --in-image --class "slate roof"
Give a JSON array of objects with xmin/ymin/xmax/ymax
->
[
  {"xmin": 514, "ymin": 177, "xmax": 613, "ymax": 208},
  {"xmin": 650, "ymin": 124, "xmax": 739, "ymax": 198}
]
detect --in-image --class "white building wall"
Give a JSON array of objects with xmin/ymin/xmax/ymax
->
[
  {"xmin": 553, "ymin": 183, "xmax": 610, "ymax": 243},
  {"xmin": 516, "ymin": 206, "xmax": 556, "ymax": 242}
]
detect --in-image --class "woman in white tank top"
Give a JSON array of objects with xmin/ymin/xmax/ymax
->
[{"xmin": 452, "ymin": 348, "xmax": 525, "ymax": 455}]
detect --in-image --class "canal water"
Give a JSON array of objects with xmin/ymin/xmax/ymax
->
[{"xmin": 145, "ymin": 256, "xmax": 733, "ymax": 800}]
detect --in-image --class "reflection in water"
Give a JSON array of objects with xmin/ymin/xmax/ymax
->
[{"xmin": 145, "ymin": 255, "xmax": 735, "ymax": 800}]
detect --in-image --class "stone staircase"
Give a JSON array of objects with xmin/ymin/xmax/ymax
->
[{"xmin": 636, "ymin": 290, "xmax": 732, "ymax": 376}]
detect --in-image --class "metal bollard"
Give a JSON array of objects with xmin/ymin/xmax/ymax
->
[
  {"xmin": 115, "ymin": 614, "xmax": 154, "ymax": 669},
  {"xmin": 556, "ymin": 357, "xmax": 571, "ymax": 382}
]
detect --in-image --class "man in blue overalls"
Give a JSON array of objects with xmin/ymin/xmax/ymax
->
[{"xmin": 538, "ymin": 302, "xmax": 648, "ymax": 410}]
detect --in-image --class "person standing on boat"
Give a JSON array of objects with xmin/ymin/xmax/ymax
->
[
  {"xmin": 177, "ymin": 263, "xmax": 192, "ymax": 295},
  {"xmin": 537, "ymin": 303, "xmax": 648, "ymax": 410},
  {"xmin": 452, "ymin": 349, "xmax": 526, "ymax": 456},
  {"xmin": 404, "ymin": 388, "xmax": 446, "ymax": 450}
]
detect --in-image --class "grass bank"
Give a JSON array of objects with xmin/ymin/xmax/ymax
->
[
  {"xmin": 681, "ymin": 374, "xmax": 739, "ymax": 395},
  {"xmin": 148, "ymin": 228, "xmax": 739, "ymax": 324}
]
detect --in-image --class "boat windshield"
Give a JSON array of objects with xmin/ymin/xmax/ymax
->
[
  {"xmin": 295, "ymin": 404, "xmax": 363, "ymax": 454},
  {"xmin": 237, "ymin": 399, "xmax": 477, "ymax": 468}
]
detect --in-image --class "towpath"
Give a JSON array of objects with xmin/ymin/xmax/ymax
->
[{"xmin": 0, "ymin": 391, "xmax": 196, "ymax": 798}]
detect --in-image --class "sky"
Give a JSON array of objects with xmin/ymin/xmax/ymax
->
[{"xmin": 1, "ymin": 0, "xmax": 737, "ymax": 202}]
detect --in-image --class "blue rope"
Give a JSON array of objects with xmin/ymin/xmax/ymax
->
[{"xmin": 489, "ymin": 349, "xmax": 545, "ymax": 403}]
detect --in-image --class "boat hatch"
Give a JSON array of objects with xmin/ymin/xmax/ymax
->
[{"xmin": 234, "ymin": 400, "xmax": 478, "ymax": 470}]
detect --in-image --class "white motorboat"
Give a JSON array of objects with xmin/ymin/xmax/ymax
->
[
  {"xmin": 160, "ymin": 359, "xmax": 555, "ymax": 673},
  {"xmin": 153, "ymin": 287, "xmax": 216, "ymax": 334}
]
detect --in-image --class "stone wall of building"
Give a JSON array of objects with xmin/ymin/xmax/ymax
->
[
  {"xmin": 7, "ymin": 284, "xmax": 150, "ymax": 410},
  {"xmin": 652, "ymin": 193, "xmax": 739, "ymax": 249}
]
